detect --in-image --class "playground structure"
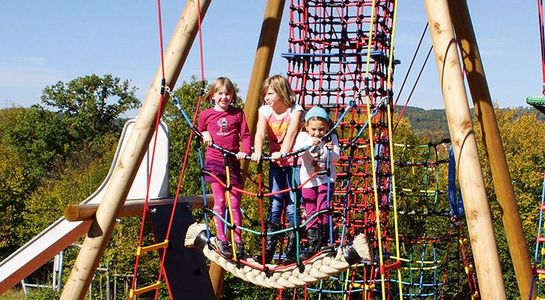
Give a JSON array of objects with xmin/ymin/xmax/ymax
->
[{"xmin": 0, "ymin": 0, "xmax": 540, "ymax": 299}]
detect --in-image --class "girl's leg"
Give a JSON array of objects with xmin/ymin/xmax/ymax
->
[
  {"xmin": 302, "ymin": 187, "xmax": 318, "ymax": 230},
  {"xmin": 285, "ymin": 166, "xmax": 302, "ymax": 227},
  {"xmin": 317, "ymin": 184, "xmax": 334, "ymax": 248},
  {"xmin": 317, "ymin": 184, "xmax": 334, "ymax": 225},
  {"xmin": 210, "ymin": 182, "xmax": 227, "ymax": 241},
  {"xmin": 230, "ymin": 188, "xmax": 243, "ymax": 243},
  {"xmin": 268, "ymin": 163, "xmax": 286, "ymax": 226}
]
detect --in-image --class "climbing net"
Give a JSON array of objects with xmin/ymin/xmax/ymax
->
[{"xmin": 128, "ymin": 1, "xmax": 479, "ymax": 299}]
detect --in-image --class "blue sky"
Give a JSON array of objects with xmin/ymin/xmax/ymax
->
[{"xmin": 0, "ymin": 1, "xmax": 541, "ymax": 114}]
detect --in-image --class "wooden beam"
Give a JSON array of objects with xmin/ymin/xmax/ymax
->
[
  {"xmin": 423, "ymin": 0, "xmax": 506, "ymax": 298},
  {"xmin": 448, "ymin": 1, "xmax": 536, "ymax": 299},
  {"xmin": 64, "ymin": 195, "xmax": 214, "ymax": 221},
  {"xmin": 60, "ymin": 1, "xmax": 211, "ymax": 299}
]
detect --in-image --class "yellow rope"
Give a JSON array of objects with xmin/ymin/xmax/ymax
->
[
  {"xmin": 224, "ymin": 160, "xmax": 238, "ymax": 260},
  {"xmin": 385, "ymin": 0, "xmax": 403, "ymax": 298},
  {"xmin": 361, "ymin": 0, "xmax": 387, "ymax": 298},
  {"xmin": 342, "ymin": 268, "xmax": 351, "ymax": 300}
]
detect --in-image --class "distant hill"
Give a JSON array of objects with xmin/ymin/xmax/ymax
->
[
  {"xmin": 397, "ymin": 105, "xmax": 545, "ymax": 140},
  {"xmin": 396, "ymin": 106, "xmax": 449, "ymax": 140}
]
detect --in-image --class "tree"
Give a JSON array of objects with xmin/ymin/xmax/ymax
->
[
  {"xmin": 163, "ymin": 76, "xmax": 208, "ymax": 198},
  {"xmin": 473, "ymin": 107, "xmax": 545, "ymax": 298},
  {"xmin": 41, "ymin": 74, "xmax": 140, "ymax": 141}
]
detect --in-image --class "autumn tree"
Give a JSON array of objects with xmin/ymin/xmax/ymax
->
[{"xmin": 473, "ymin": 107, "xmax": 545, "ymax": 297}]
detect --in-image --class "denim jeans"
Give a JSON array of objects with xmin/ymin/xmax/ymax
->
[{"xmin": 268, "ymin": 163, "xmax": 301, "ymax": 226}]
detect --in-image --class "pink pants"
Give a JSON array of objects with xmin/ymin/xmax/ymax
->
[
  {"xmin": 302, "ymin": 183, "xmax": 333, "ymax": 229},
  {"xmin": 211, "ymin": 182, "xmax": 242, "ymax": 242}
]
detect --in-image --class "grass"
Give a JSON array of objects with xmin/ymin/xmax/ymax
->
[{"xmin": 0, "ymin": 289, "xmax": 25, "ymax": 300}]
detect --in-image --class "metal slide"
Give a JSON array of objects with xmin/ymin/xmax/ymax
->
[{"xmin": 0, "ymin": 119, "xmax": 169, "ymax": 293}]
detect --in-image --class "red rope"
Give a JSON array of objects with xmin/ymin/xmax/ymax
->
[
  {"xmin": 154, "ymin": 0, "xmax": 207, "ymax": 298},
  {"xmin": 393, "ymin": 46, "xmax": 433, "ymax": 133},
  {"xmin": 157, "ymin": 0, "xmax": 166, "ymax": 81},
  {"xmin": 130, "ymin": 0, "xmax": 168, "ymax": 291},
  {"xmin": 131, "ymin": 0, "xmax": 208, "ymax": 297}
]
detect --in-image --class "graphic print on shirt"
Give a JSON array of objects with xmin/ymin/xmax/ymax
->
[
  {"xmin": 267, "ymin": 116, "xmax": 288, "ymax": 143},
  {"xmin": 217, "ymin": 117, "xmax": 228, "ymax": 136}
]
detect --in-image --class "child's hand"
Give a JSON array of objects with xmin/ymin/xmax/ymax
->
[
  {"xmin": 236, "ymin": 152, "xmax": 247, "ymax": 160},
  {"xmin": 202, "ymin": 131, "xmax": 212, "ymax": 146},
  {"xmin": 270, "ymin": 151, "xmax": 284, "ymax": 161},
  {"xmin": 251, "ymin": 152, "xmax": 262, "ymax": 162},
  {"xmin": 324, "ymin": 141, "xmax": 333, "ymax": 150},
  {"xmin": 311, "ymin": 137, "xmax": 321, "ymax": 146}
]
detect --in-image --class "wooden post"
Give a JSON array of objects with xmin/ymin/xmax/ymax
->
[
  {"xmin": 60, "ymin": 0, "xmax": 211, "ymax": 299},
  {"xmin": 64, "ymin": 195, "xmax": 214, "ymax": 221},
  {"xmin": 448, "ymin": 1, "xmax": 536, "ymax": 299},
  {"xmin": 423, "ymin": 0, "xmax": 506, "ymax": 298},
  {"xmin": 208, "ymin": 1, "xmax": 286, "ymax": 298}
]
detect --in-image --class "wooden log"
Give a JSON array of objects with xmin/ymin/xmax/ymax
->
[
  {"xmin": 60, "ymin": 1, "xmax": 211, "ymax": 299},
  {"xmin": 423, "ymin": 0, "xmax": 506, "ymax": 298},
  {"xmin": 448, "ymin": 1, "xmax": 535, "ymax": 299},
  {"xmin": 64, "ymin": 195, "xmax": 214, "ymax": 221}
]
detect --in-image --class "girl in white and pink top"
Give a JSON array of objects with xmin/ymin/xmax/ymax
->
[
  {"xmin": 293, "ymin": 106, "xmax": 340, "ymax": 259},
  {"xmin": 251, "ymin": 75, "xmax": 303, "ymax": 264}
]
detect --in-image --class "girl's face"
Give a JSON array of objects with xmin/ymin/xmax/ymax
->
[
  {"xmin": 305, "ymin": 119, "xmax": 328, "ymax": 138},
  {"xmin": 213, "ymin": 87, "xmax": 233, "ymax": 111},
  {"xmin": 264, "ymin": 87, "xmax": 283, "ymax": 108}
]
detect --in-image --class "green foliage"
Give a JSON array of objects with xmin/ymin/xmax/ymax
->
[
  {"xmin": 25, "ymin": 288, "xmax": 60, "ymax": 300},
  {"xmin": 0, "ymin": 74, "xmax": 139, "ymax": 267},
  {"xmin": 17, "ymin": 134, "xmax": 118, "ymax": 242},
  {"xmin": 473, "ymin": 107, "xmax": 545, "ymax": 298},
  {"xmin": 0, "ymin": 289, "xmax": 24, "ymax": 300},
  {"xmin": 221, "ymin": 274, "xmax": 275, "ymax": 299},
  {"xmin": 163, "ymin": 76, "xmax": 209, "ymax": 198},
  {"xmin": 41, "ymin": 74, "xmax": 139, "ymax": 138},
  {"xmin": 5, "ymin": 106, "xmax": 72, "ymax": 180}
]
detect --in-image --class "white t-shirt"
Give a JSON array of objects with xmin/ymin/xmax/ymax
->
[{"xmin": 293, "ymin": 131, "xmax": 340, "ymax": 188}]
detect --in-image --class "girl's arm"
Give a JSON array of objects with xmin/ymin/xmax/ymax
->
[
  {"xmin": 197, "ymin": 111, "xmax": 212, "ymax": 146},
  {"xmin": 238, "ymin": 111, "xmax": 252, "ymax": 156},
  {"xmin": 251, "ymin": 112, "xmax": 267, "ymax": 161}
]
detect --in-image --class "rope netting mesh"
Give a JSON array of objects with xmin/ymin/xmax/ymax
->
[{"xmin": 129, "ymin": 1, "xmax": 480, "ymax": 299}]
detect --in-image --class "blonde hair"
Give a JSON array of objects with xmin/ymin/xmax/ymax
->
[
  {"xmin": 262, "ymin": 75, "xmax": 295, "ymax": 107},
  {"xmin": 204, "ymin": 77, "xmax": 238, "ymax": 105}
]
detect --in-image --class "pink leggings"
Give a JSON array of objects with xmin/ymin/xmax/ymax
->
[
  {"xmin": 211, "ymin": 182, "xmax": 242, "ymax": 242},
  {"xmin": 302, "ymin": 184, "xmax": 333, "ymax": 229}
]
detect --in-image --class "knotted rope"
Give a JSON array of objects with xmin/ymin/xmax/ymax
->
[{"xmin": 185, "ymin": 223, "xmax": 370, "ymax": 289}]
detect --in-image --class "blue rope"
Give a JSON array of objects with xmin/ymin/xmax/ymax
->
[{"xmin": 448, "ymin": 146, "xmax": 464, "ymax": 218}]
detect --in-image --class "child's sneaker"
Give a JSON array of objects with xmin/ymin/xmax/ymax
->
[
  {"xmin": 214, "ymin": 239, "xmax": 233, "ymax": 259},
  {"xmin": 235, "ymin": 241, "xmax": 245, "ymax": 259}
]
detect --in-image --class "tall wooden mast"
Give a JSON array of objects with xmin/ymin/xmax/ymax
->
[
  {"xmin": 423, "ymin": 0, "xmax": 506, "ymax": 298},
  {"xmin": 448, "ymin": 1, "xmax": 535, "ymax": 299}
]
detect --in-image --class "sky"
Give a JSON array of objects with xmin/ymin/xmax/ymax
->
[{"xmin": 0, "ymin": 1, "xmax": 541, "ymax": 116}]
